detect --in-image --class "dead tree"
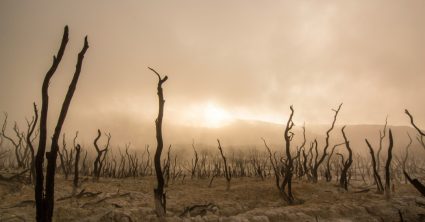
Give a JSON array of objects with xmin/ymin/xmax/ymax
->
[
  {"xmin": 149, "ymin": 67, "xmax": 168, "ymax": 218},
  {"xmin": 384, "ymin": 129, "xmax": 394, "ymax": 198},
  {"xmin": 73, "ymin": 132, "xmax": 81, "ymax": 188},
  {"xmin": 26, "ymin": 103, "xmax": 39, "ymax": 184},
  {"xmin": 34, "ymin": 26, "xmax": 89, "ymax": 222},
  {"xmin": 365, "ymin": 139, "xmax": 384, "ymax": 193},
  {"xmin": 262, "ymin": 106, "xmax": 296, "ymax": 204},
  {"xmin": 403, "ymin": 109, "xmax": 425, "ymax": 196},
  {"xmin": 58, "ymin": 133, "xmax": 73, "ymax": 180},
  {"xmin": 282, "ymin": 106, "xmax": 295, "ymax": 203},
  {"xmin": 340, "ymin": 126, "xmax": 353, "ymax": 191},
  {"xmin": 191, "ymin": 140, "xmax": 199, "ymax": 179},
  {"xmin": 311, "ymin": 103, "xmax": 342, "ymax": 183},
  {"xmin": 325, "ymin": 142, "xmax": 345, "ymax": 182},
  {"xmin": 376, "ymin": 117, "xmax": 388, "ymax": 172},
  {"xmin": 1, "ymin": 113, "xmax": 25, "ymax": 168},
  {"xmin": 217, "ymin": 139, "xmax": 232, "ymax": 190},
  {"xmin": 404, "ymin": 171, "xmax": 425, "ymax": 196},
  {"xmin": 93, "ymin": 129, "xmax": 111, "ymax": 180},
  {"xmin": 73, "ymin": 144, "xmax": 81, "ymax": 187},
  {"xmin": 405, "ymin": 109, "xmax": 425, "ymax": 150}
]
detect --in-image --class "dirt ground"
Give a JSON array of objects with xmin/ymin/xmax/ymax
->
[{"xmin": 1, "ymin": 176, "xmax": 425, "ymax": 222}]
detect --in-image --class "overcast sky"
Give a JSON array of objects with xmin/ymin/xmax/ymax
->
[{"xmin": 0, "ymin": 0, "xmax": 424, "ymax": 145}]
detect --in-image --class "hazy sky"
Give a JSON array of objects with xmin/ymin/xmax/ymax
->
[{"xmin": 0, "ymin": 0, "xmax": 424, "ymax": 146}]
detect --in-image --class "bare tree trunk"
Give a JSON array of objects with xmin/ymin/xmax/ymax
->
[
  {"xmin": 191, "ymin": 140, "xmax": 199, "ymax": 179},
  {"xmin": 149, "ymin": 67, "xmax": 168, "ymax": 218},
  {"xmin": 385, "ymin": 129, "xmax": 394, "ymax": 198},
  {"xmin": 282, "ymin": 106, "xmax": 295, "ymax": 203},
  {"xmin": 1, "ymin": 114, "xmax": 25, "ymax": 168},
  {"xmin": 93, "ymin": 129, "xmax": 111, "ymax": 180},
  {"xmin": 34, "ymin": 26, "xmax": 89, "ymax": 222},
  {"xmin": 26, "ymin": 103, "xmax": 38, "ymax": 184},
  {"xmin": 312, "ymin": 103, "xmax": 342, "ymax": 183},
  {"xmin": 325, "ymin": 143, "xmax": 344, "ymax": 182},
  {"xmin": 217, "ymin": 139, "xmax": 231, "ymax": 190},
  {"xmin": 405, "ymin": 109, "xmax": 425, "ymax": 150},
  {"xmin": 404, "ymin": 171, "xmax": 425, "ymax": 196},
  {"xmin": 340, "ymin": 126, "xmax": 353, "ymax": 191},
  {"xmin": 365, "ymin": 139, "xmax": 384, "ymax": 193},
  {"xmin": 73, "ymin": 144, "xmax": 81, "ymax": 188},
  {"xmin": 376, "ymin": 117, "xmax": 388, "ymax": 173}
]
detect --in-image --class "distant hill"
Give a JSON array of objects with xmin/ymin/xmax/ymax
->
[
  {"xmin": 162, "ymin": 119, "xmax": 422, "ymax": 155},
  {"xmin": 55, "ymin": 115, "xmax": 423, "ymax": 156}
]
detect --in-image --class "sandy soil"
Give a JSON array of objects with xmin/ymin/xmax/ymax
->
[{"xmin": 1, "ymin": 176, "xmax": 425, "ymax": 222}]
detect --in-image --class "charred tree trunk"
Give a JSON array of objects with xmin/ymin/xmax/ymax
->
[
  {"xmin": 365, "ymin": 139, "xmax": 384, "ymax": 193},
  {"xmin": 1, "ymin": 114, "xmax": 24, "ymax": 168},
  {"xmin": 26, "ymin": 103, "xmax": 38, "ymax": 184},
  {"xmin": 93, "ymin": 129, "xmax": 111, "ymax": 180},
  {"xmin": 311, "ymin": 103, "xmax": 342, "ymax": 183},
  {"xmin": 263, "ymin": 106, "xmax": 297, "ymax": 204},
  {"xmin": 34, "ymin": 26, "xmax": 89, "ymax": 222},
  {"xmin": 58, "ymin": 134, "xmax": 70, "ymax": 180},
  {"xmin": 325, "ymin": 143, "xmax": 344, "ymax": 182},
  {"xmin": 404, "ymin": 171, "xmax": 425, "ymax": 196},
  {"xmin": 340, "ymin": 126, "xmax": 353, "ymax": 191},
  {"xmin": 376, "ymin": 118, "xmax": 388, "ymax": 173},
  {"xmin": 385, "ymin": 129, "xmax": 394, "ymax": 198},
  {"xmin": 217, "ymin": 139, "xmax": 231, "ymax": 190},
  {"xmin": 149, "ymin": 67, "xmax": 168, "ymax": 218},
  {"xmin": 405, "ymin": 110, "xmax": 425, "ymax": 150},
  {"xmin": 282, "ymin": 106, "xmax": 295, "ymax": 204},
  {"xmin": 191, "ymin": 140, "xmax": 199, "ymax": 179},
  {"xmin": 73, "ymin": 144, "xmax": 81, "ymax": 188}
]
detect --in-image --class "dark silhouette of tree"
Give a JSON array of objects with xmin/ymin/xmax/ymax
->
[
  {"xmin": 1, "ymin": 113, "xmax": 25, "ymax": 168},
  {"xmin": 73, "ymin": 131, "xmax": 81, "ymax": 189},
  {"xmin": 324, "ymin": 142, "xmax": 344, "ymax": 182},
  {"xmin": 403, "ymin": 110, "xmax": 425, "ymax": 195},
  {"xmin": 217, "ymin": 139, "xmax": 232, "ymax": 190},
  {"xmin": 26, "ymin": 103, "xmax": 38, "ymax": 184},
  {"xmin": 376, "ymin": 117, "xmax": 388, "ymax": 172},
  {"xmin": 384, "ymin": 129, "xmax": 394, "ymax": 198},
  {"xmin": 73, "ymin": 144, "xmax": 81, "ymax": 187},
  {"xmin": 311, "ymin": 103, "xmax": 342, "ymax": 183},
  {"xmin": 93, "ymin": 129, "xmax": 111, "ymax": 180},
  {"xmin": 405, "ymin": 109, "xmax": 425, "ymax": 149},
  {"xmin": 340, "ymin": 126, "xmax": 353, "ymax": 191},
  {"xmin": 149, "ymin": 67, "xmax": 168, "ymax": 218},
  {"xmin": 262, "ymin": 106, "xmax": 297, "ymax": 204},
  {"xmin": 58, "ymin": 133, "xmax": 73, "ymax": 180},
  {"xmin": 191, "ymin": 140, "xmax": 199, "ymax": 179},
  {"xmin": 34, "ymin": 26, "xmax": 89, "ymax": 222},
  {"xmin": 365, "ymin": 139, "xmax": 384, "ymax": 193}
]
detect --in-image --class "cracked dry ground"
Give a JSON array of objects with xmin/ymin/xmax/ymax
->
[{"xmin": 1, "ymin": 177, "xmax": 425, "ymax": 221}]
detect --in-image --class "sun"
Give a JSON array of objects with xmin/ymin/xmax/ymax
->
[{"xmin": 202, "ymin": 102, "xmax": 232, "ymax": 128}]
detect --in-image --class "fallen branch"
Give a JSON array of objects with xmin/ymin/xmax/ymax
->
[
  {"xmin": 1, "ymin": 200, "xmax": 35, "ymax": 209},
  {"xmin": 353, "ymin": 189, "xmax": 370, "ymax": 193},
  {"xmin": 179, "ymin": 203, "xmax": 219, "ymax": 217},
  {"xmin": 80, "ymin": 191, "xmax": 131, "ymax": 208},
  {"xmin": 57, "ymin": 189, "xmax": 102, "ymax": 201},
  {"xmin": 0, "ymin": 169, "xmax": 29, "ymax": 181},
  {"xmin": 404, "ymin": 171, "xmax": 425, "ymax": 196}
]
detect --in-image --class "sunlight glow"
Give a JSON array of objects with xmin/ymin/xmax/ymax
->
[
  {"xmin": 179, "ymin": 102, "xmax": 285, "ymax": 128},
  {"xmin": 202, "ymin": 102, "xmax": 233, "ymax": 128}
]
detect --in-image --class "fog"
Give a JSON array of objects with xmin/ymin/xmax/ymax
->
[{"xmin": 0, "ymin": 0, "xmax": 424, "ymax": 147}]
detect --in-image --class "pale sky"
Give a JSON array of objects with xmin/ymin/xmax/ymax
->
[{"xmin": 0, "ymin": 0, "xmax": 424, "ymax": 146}]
